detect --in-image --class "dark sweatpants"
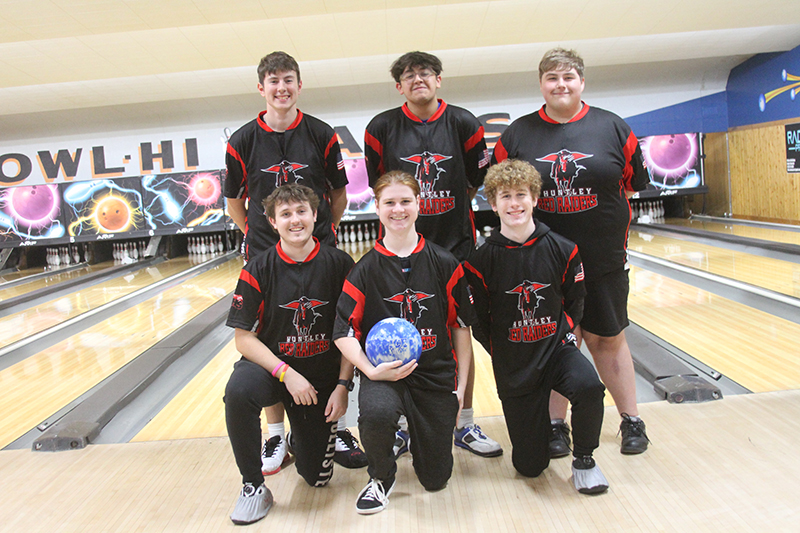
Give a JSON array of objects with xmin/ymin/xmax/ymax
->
[
  {"xmin": 358, "ymin": 377, "xmax": 459, "ymax": 491},
  {"xmin": 500, "ymin": 343, "xmax": 605, "ymax": 477},
  {"xmin": 224, "ymin": 358, "xmax": 338, "ymax": 488}
]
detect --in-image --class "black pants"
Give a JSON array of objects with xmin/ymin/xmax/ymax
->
[
  {"xmin": 500, "ymin": 343, "xmax": 605, "ymax": 477},
  {"xmin": 358, "ymin": 377, "xmax": 459, "ymax": 491},
  {"xmin": 224, "ymin": 359, "xmax": 337, "ymax": 487}
]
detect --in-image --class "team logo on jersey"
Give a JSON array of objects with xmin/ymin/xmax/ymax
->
[
  {"xmin": 535, "ymin": 149, "xmax": 598, "ymax": 214},
  {"xmin": 384, "ymin": 289, "xmax": 437, "ymax": 351},
  {"xmin": 401, "ymin": 151, "xmax": 455, "ymax": 215},
  {"xmin": 232, "ymin": 294, "xmax": 244, "ymax": 310},
  {"xmin": 506, "ymin": 280, "xmax": 557, "ymax": 343},
  {"xmin": 278, "ymin": 296, "xmax": 330, "ymax": 358},
  {"xmin": 262, "ymin": 160, "xmax": 308, "ymax": 188}
]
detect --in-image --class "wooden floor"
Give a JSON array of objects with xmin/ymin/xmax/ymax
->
[
  {"xmin": 629, "ymin": 229, "xmax": 800, "ymax": 297},
  {"xmin": 628, "ymin": 265, "xmax": 800, "ymax": 393},
  {"xmin": 2, "ymin": 391, "xmax": 799, "ymax": 532},
  {"xmin": 2, "ymin": 223, "xmax": 800, "ymax": 530},
  {"xmin": 0, "ymin": 256, "xmax": 242, "ymax": 449},
  {"xmin": 0, "ymin": 258, "xmax": 197, "ymax": 349},
  {"xmin": 663, "ymin": 217, "xmax": 800, "ymax": 246},
  {"xmin": 0, "ymin": 260, "xmax": 116, "ymax": 301}
]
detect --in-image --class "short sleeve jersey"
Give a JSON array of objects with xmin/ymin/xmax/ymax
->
[
  {"xmin": 493, "ymin": 104, "xmax": 649, "ymax": 280},
  {"xmin": 226, "ymin": 239, "xmax": 354, "ymax": 386},
  {"xmin": 224, "ymin": 110, "xmax": 349, "ymax": 260},
  {"xmin": 333, "ymin": 236, "xmax": 477, "ymax": 392},
  {"xmin": 464, "ymin": 223, "xmax": 585, "ymax": 398},
  {"xmin": 364, "ymin": 101, "xmax": 489, "ymax": 261}
]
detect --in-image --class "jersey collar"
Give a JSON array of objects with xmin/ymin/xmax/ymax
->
[
  {"xmin": 257, "ymin": 109, "xmax": 304, "ymax": 132},
  {"xmin": 538, "ymin": 102, "xmax": 590, "ymax": 124},
  {"xmin": 276, "ymin": 237, "xmax": 320, "ymax": 264},
  {"xmin": 401, "ymin": 100, "xmax": 447, "ymax": 123},
  {"xmin": 374, "ymin": 234, "xmax": 426, "ymax": 257}
]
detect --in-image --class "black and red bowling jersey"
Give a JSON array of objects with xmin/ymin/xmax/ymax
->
[
  {"xmin": 227, "ymin": 238, "xmax": 354, "ymax": 386},
  {"xmin": 493, "ymin": 104, "xmax": 649, "ymax": 280},
  {"xmin": 464, "ymin": 223, "xmax": 585, "ymax": 398},
  {"xmin": 224, "ymin": 110, "xmax": 349, "ymax": 261},
  {"xmin": 364, "ymin": 100, "xmax": 489, "ymax": 261},
  {"xmin": 333, "ymin": 235, "xmax": 477, "ymax": 392}
]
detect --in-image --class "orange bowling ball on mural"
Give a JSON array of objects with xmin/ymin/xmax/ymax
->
[
  {"xmin": 195, "ymin": 178, "xmax": 215, "ymax": 200},
  {"xmin": 96, "ymin": 196, "xmax": 130, "ymax": 232}
]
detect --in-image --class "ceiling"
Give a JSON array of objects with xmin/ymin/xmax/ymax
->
[{"xmin": 1, "ymin": 0, "xmax": 799, "ymax": 140}]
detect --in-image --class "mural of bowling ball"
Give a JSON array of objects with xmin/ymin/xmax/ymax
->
[
  {"xmin": 5, "ymin": 184, "xmax": 60, "ymax": 228},
  {"xmin": 95, "ymin": 196, "xmax": 131, "ymax": 232},
  {"xmin": 188, "ymin": 172, "xmax": 221, "ymax": 206},
  {"xmin": 195, "ymin": 178, "xmax": 215, "ymax": 200},
  {"xmin": 641, "ymin": 133, "xmax": 697, "ymax": 180}
]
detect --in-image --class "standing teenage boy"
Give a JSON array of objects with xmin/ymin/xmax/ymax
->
[
  {"xmin": 363, "ymin": 51, "xmax": 500, "ymax": 458},
  {"xmin": 493, "ymin": 48, "xmax": 650, "ymax": 456},
  {"xmin": 224, "ymin": 51, "xmax": 365, "ymax": 473},
  {"xmin": 334, "ymin": 171, "xmax": 476, "ymax": 514},
  {"xmin": 464, "ymin": 159, "xmax": 608, "ymax": 494},
  {"xmin": 225, "ymin": 184, "xmax": 356, "ymax": 525}
]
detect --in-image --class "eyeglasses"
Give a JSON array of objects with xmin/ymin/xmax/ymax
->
[{"xmin": 400, "ymin": 70, "xmax": 435, "ymax": 83}]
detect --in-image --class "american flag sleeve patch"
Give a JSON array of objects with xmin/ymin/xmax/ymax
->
[
  {"xmin": 478, "ymin": 149, "xmax": 491, "ymax": 169},
  {"xmin": 575, "ymin": 263, "xmax": 585, "ymax": 282},
  {"xmin": 337, "ymin": 153, "xmax": 345, "ymax": 170}
]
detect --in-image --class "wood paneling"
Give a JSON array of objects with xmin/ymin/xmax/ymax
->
[{"xmin": 728, "ymin": 117, "xmax": 800, "ymax": 223}]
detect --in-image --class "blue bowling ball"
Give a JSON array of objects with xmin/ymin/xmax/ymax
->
[{"xmin": 365, "ymin": 317, "xmax": 422, "ymax": 367}]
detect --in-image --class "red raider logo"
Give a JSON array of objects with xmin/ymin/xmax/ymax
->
[
  {"xmin": 506, "ymin": 280, "xmax": 557, "ymax": 343},
  {"xmin": 535, "ymin": 149, "xmax": 598, "ymax": 214},
  {"xmin": 278, "ymin": 296, "xmax": 330, "ymax": 358},
  {"xmin": 384, "ymin": 288, "xmax": 437, "ymax": 351},
  {"xmin": 262, "ymin": 160, "xmax": 309, "ymax": 188},
  {"xmin": 401, "ymin": 151, "xmax": 456, "ymax": 215}
]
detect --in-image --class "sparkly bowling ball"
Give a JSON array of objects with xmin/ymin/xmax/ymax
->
[
  {"xmin": 365, "ymin": 317, "xmax": 422, "ymax": 367},
  {"xmin": 11, "ymin": 185, "xmax": 56, "ymax": 221},
  {"xmin": 96, "ymin": 196, "xmax": 130, "ymax": 232},
  {"xmin": 647, "ymin": 134, "xmax": 693, "ymax": 171}
]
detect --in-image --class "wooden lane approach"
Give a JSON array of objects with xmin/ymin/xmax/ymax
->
[
  {"xmin": 1, "ymin": 391, "xmax": 799, "ymax": 531},
  {"xmin": 0, "ymin": 256, "xmax": 242, "ymax": 449}
]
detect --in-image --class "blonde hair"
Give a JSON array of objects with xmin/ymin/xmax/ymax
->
[
  {"xmin": 483, "ymin": 159, "xmax": 542, "ymax": 205},
  {"xmin": 372, "ymin": 171, "xmax": 420, "ymax": 201}
]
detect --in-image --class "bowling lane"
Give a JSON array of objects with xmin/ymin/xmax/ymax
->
[
  {"xmin": 132, "ymin": 339, "xmax": 241, "ymax": 441},
  {"xmin": 0, "ymin": 255, "xmax": 242, "ymax": 449},
  {"xmin": 628, "ymin": 265, "xmax": 800, "ymax": 393},
  {"xmin": 131, "ymin": 334, "xmax": 505, "ymax": 442},
  {"xmin": 0, "ymin": 261, "xmax": 116, "ymax": 302},
  {"xmin": 0, "ymin": 257, "xmax": 199, "ymax": 350},
  {"xmin": 663, "ymin": 218, "xmax": 800, "ymax": 247},
  {"xmin": 629, "ymin": 230, "xmax": 800, "ymax": 298}
]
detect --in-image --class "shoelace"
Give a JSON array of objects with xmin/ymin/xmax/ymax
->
[
  {"xmin": 619, "ymin": 415, "xmax": 649, "ymax": 440},
  {"xmin": 470, "ymin": 425, "xmax": 488, "ymax": 440},
  {"xmin": 362, "ymin": 480, "xmax": 387, "ymax": 503},
  {"xmin": 338, "ymin": 431, "xmax": 359, "ymax": 450},
  {"xmin": 263, "ymin": 438, "xmax": 283, "ymax": 459}
]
